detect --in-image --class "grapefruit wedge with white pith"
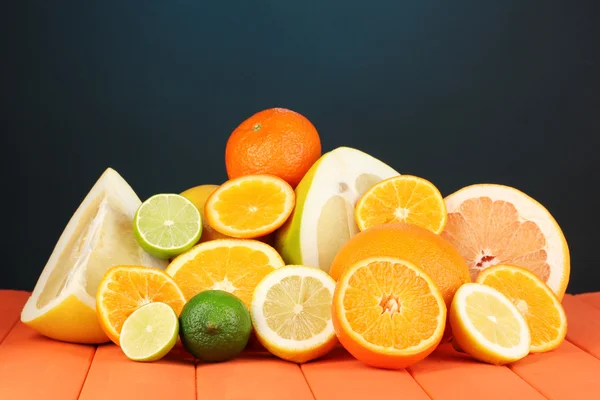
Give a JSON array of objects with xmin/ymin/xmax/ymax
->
[
  {"xmin": 441, "ymin": 184, "xmax": 570, "ymax": 299},
  {"xmin": 20, "ymin": 168, "xmax": 168, "ymax": 344},
  {"xmin": 274, "ymin": 146, "xmax": 399, "ymax": 274}
]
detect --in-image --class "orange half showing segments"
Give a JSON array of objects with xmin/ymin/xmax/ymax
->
[
  {"xmin": 205, "ymin": 174, "xmax": 295, "ymax": 239},
  {"xmin": 355, "ymin": 175, "xmax": 447, "ymax": 234},
  {"xmin": 166, "ymin": 239, "xmax": 285, "ymax": 307},
  {"xmin": 332, "ymin": 256, "xmax": 447, "ymax": 369},
  {"xmin": 96, "ymin": 265, "xmax": 186, "ymax": 345}
]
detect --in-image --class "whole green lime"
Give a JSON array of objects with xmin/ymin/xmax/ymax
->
[{"xmin": 179, "ymin": 290, "xmax": 252, "ymax": 362}]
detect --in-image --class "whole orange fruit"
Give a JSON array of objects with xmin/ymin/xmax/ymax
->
[
  {"xmin": 225, "ymin": 108, "xmax": 322, "ymax": 188},
  {"xmin": 329, "ymin": 222, "xmax": 471, "ymax": 310}
]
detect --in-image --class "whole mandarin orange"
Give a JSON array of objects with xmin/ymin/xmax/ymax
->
[{"xmin": 225, "ymin": 108, "xmax": 322, "ymax": 188}]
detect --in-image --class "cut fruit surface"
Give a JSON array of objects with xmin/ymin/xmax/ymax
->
[
  {"xmin": 332, "ymin": 256, "xmax": 447, "ymax": 369},
  {"xmin": 20, "ymin": 168, "xmax": 168, "ymax": 344},
  {"xmin": 275, "ymin": 146, "xmax": 400, "ymax": 274},
  {"xmin": 166, "ymin": 239, "xmax": 285, "ymax": 307},
  {"xmin": 96, "ymin": 265, "xmax": 186, "ymax": 345},
  {"xmin": 329, "ymin": 222, "xmax": 470, "ymax": 311},
  {"xmin": 441, "ymin": 184, "xmax": 570, "ymax": 299},
  {"xmin": 251, "ymin": 265, "xmax": 337, "ymax": 363},
  {"xmin": 205, "ymin": 175, "xmax": 295, "ymax": 239},
  {"xmin": 120, "ymin": 302, "xmax": 179, "ymax": 362},
  {"xmin": 476, "ymin": 264, "xmax": 567, "ymax": 353},
  {"xmin": 133, "ymin": 193, "xmax": 202, "ymax": 259},
  {"xmin": 449, "ymin": 282, "xmax": 531, "ymax": 365},
  {"xmin": 355, "ymin": 175, "xmax": 447, "ymax": 234}
]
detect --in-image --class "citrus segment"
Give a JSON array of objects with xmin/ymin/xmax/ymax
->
[
  {"xmin": 332, "ymin": 256, "xmax": 447, "ymax": 369},
  {"xmin": 119, "ymin": 302, "xmax": 179, "ymax": 362},
  {"xmin": 133, "ymin": 193, "xmax": 202, "ymax": 259},
  {"xmin": 205, "ymin": 175, "xmax": 295, "ymax": 238},
  {"xmin": 355, "ymin": 175, "xmax": 447, "ymax": 234},
  {"xmin": 441, "ymin": 184, "xmax": 570, "ymax": 299},
  {"xmin": 476, "ymin": 264, "xmax": 567, "ymax": 353},
  {"xmin": 449, "ymin": 282, "xmax": 531, "ymax": 365},
  {"xmin": 251, "ymin": 265, "xmax": 337, "ymax": 363},
  {"xmin": 166, "ymin": 239, "xmax": 285, "ymax": 307},
  {"xmin": 20, "ymin": 168, "xmax": 168, "ymax": 344},
  {"xmin": 96, "ymin": 265, "xmax": 187, "ymax": 345}
]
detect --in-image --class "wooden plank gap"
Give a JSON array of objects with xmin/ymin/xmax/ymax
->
[
  {"xmin": 407, "ymin": 344, "xmax": 547, "ymax": 400},
  {"xmin": 196, "ymin": 352, "xmax": 314, "ymax": 400},
  {"xmin": 301, "ymin": 346, "xmax": 430, "ymax": 400},
  {"xmin": 0, "ymin": 290, "xmax": 30, "ymax": 345},
  {"xmin": 508, "ymin": 340, "xmax": 600, "ymax": 400},
  {"xmin": 0, "ymin": 322, "xmax": 96, "ymax": 399},
  {"xmin": 561, "ymin": 294, "xmax": 600, "ymax": 360}
]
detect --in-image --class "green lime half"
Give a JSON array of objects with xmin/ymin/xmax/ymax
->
[
  {"xmin": 133, "ymin": 193, "xmax": 202, "ymax": 259},
  {"xmin": 120, "ymin": 302, "xmax": 179, "ymax": 362}
]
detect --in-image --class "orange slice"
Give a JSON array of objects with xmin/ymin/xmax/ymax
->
[
  {"xmin": 332, "ymin": 256, "xmax": 447, "ymax": 369},
  {"xmin": 441, "ymin": 184, "xmax": 570, "ymax": 300},
  {"xmin": 96, "ymin": 265, "xmax": 186, "ymax": 345},
  {"xmin": 355, "ymin": 175, "xmax": 447, "ymax": 234},
  {"xmin": 165, "ymin": 239, "xmax": 285, "ymax": 307},
  {"xmin": 205, "ymin": 174, "xmax": 295, "ymax": 239},
  {"xmin": 476, "ymin": 264, "xmax": 567, "ymax": 353}
]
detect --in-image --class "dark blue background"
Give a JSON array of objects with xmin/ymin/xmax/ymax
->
[{"xmin": 2, "ymin": 1, "xmax": 598, "ymax": 293}]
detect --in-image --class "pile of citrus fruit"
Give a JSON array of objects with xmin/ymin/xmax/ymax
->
[{"xmin": 21, "ymin": 107, "xmax": 570, "ymax": 369}]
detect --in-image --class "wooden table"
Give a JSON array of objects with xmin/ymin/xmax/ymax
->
[{"xmin": 1, "ymin": 290, "xmax": 599, "ymax": 400}]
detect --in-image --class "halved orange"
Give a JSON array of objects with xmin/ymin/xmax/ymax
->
[
  {"xmin": 476, "ymin": 264, "xmax": 567, "ymax": 353},
  {"xmin": 96, "ymin": 265, "xmax": 186, "ymax": 345},
  {"xmin": 165, "ymin": 239, "xmax": 285, "ymax": 307},
  {"xmin": 205, "ymin": 174, "xmax": 295, "ymax": 239},
  {"xmin": 355, "ymin": 175, "xmax": 447, "ymax": 234},
  {"xmin": 332, "ymin": 256, "xmax": 447, "ymax": 369},
  {"xmin": 441, "ymin": 184, "xmax": 570, "ymax": 299}
]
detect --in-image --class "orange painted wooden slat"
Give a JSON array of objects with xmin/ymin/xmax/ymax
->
[
  {"xmin": 576, "ymin": 292, "xmax": 600, "ymax": 310},
  {"xmin": 78, "ymin": 343, "xmax": 196, "ymax": 400},
  {"xmin": 0, "ymin": 322, "xmax": 95, "ymax": 400},
  {"xmin": 407, "ymin": 344, "xmax": 546, "ymax": 400},
  {"xmin": 561, "ymin": 294, "xmax": 600, "ymax": 359},
  {"xmin": 301, "ymin": 347, "xmax": 430, "ymax": 400},
  {"xmin": 0, "ymin": 290, "xmax": 29, "ymax": 344},
  {"xmin": 196, "ymin": 352, "xmax": 314, "ymax": 400},
  {"xmin": 509, "ymin": 340, "xmax": 600, "ymax": 400}
]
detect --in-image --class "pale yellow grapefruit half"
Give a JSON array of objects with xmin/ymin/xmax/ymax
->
[
  {"xmin": 274, "ymin": 146, "xmax": 399, "ymax": 274},
  {"xmin": 20, "ymin": 168, "xmax": 168, "ymax": 344},
  {"xmin": 441, "ymin": 184, "xmax": 570, "ymax": 300}
]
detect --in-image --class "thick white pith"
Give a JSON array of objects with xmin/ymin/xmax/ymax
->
[
  {"xmin": 298, "ymin": 147, "xmax": 400, "ymax": 272},
  {"xmin": 21, "ymin": 168, "xmax": 167, "ymax": 322}
]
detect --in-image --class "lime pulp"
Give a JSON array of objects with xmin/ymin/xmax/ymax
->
[
  {"xmin": 133, "ymin": 193, "xmax": 202, "ymax": 259},
  {"xmin": 120, "ymin": 302, "xmax": 179, "ymax": 362}
]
